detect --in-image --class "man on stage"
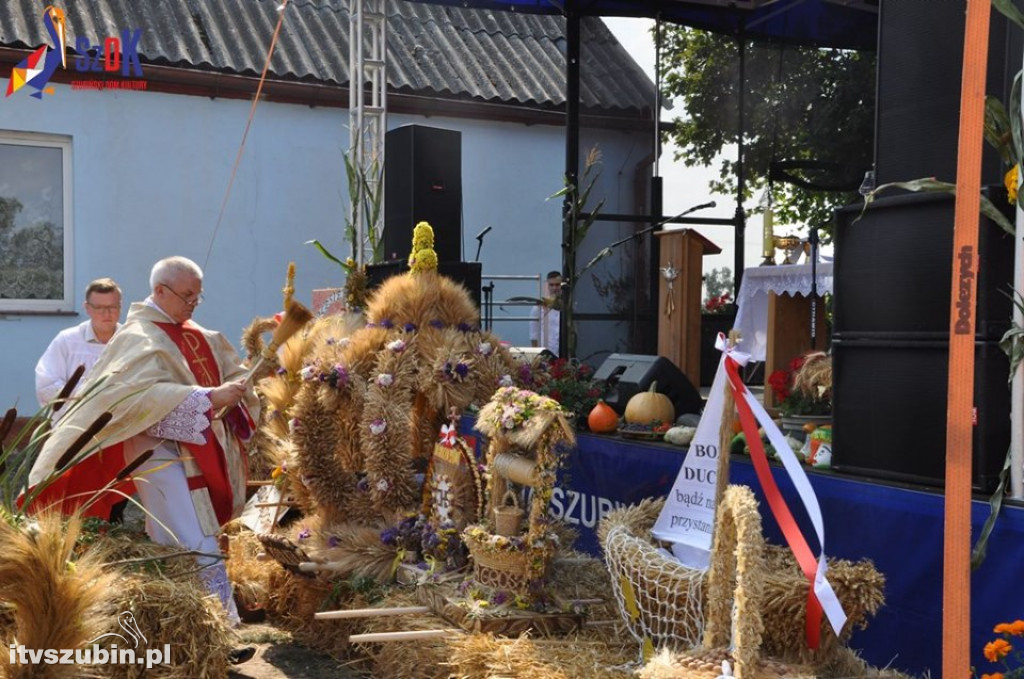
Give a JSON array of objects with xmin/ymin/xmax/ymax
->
[{"xmin": 28, "ymin": 256, "xmax": 258, "ymax": 628}]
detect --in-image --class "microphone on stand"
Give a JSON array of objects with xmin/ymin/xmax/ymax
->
[
  {"xmin": 573, "ymin": 200, "xmax": 720, "ymax": 284},
  {"xmin": 474, "ymin": 226, "xmax": 493, "ymax": 262}
]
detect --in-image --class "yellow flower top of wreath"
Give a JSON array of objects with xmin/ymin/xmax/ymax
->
[
  {"xmin": 409, "ymin": 221, "xmax": 439, "ymax": 273},
  {"xmin": 412, "ymin": 221, "xmax": 435, "ymax": 250},
  {"xmin": 410, "ymin": 249, "xmax": 438, "ymax": 273}
]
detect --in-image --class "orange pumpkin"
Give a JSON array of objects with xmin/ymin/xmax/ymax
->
[
  {"xmin": 587, "ymin": 400, "xmax": 619, "ymax": 433},
  {"xmin": 624, "ymin": 381, "xmax": 675, "ymax": 425}
]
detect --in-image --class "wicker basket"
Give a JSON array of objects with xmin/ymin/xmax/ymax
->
[
  {"xmin": 465, "ymin": 532, "xmax": 534, "ymax": 593},
  {"xmin": 493, "ymin": 490, "xmax": 525, "ymax": 537}
]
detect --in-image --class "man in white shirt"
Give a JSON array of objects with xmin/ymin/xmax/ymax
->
[
  {"xmin": 35, "ymin": 277, "xmax": 123, "ymax": 408},
  {"xmin": 530, "ymin": 270, "xmax": 562, "ymax": 356}
]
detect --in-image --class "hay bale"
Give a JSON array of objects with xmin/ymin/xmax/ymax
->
[
  {"xmin": 224, "ymin": 529, "xmax": 279, "ymax": 615},
  {"xmin": 761, "ymin": 546, "xmax": 886, "ymax": 665},
  {"xmin": 262, "ymin": 569, "xmax": 357, "ymax": 656},
  {"xmin": 93, "ymin": 574, "xmax": 233, "ymax": 679},
  {"xmin": 447, "ymin": 632, "xmax": 633, "ymax": 679},
  {"xmin": 636, "ymin": 647, "xmax": 799, "ymax": 679},
  {"xmin": 357, "ymin": 589, "xmax": 452, "ymax": 679}
]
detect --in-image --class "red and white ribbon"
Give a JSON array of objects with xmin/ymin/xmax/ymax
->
[
  {"xmin": 439, "ymin": 423, "xmax": 457, "ymax": 447},
  {"xmin": 716, "ymin": 333, "xmax": 847, "ymax": 647}
]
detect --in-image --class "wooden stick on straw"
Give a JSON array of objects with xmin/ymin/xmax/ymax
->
[
  {"xmin": 715, "ymin": 330, "xmax": 741, "ymax": 512},
  {"xmin": 315, "ymin": 606, "xmax": 430, "ymax": 620},
  {"xmin": 348, "ymin": 629, "xmax": 460, "ymax": 643}
]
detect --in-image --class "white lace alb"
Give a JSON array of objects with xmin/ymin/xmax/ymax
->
[{"xmin": 146, "ymin": 389, "xmax": 212, "ymax": 445}]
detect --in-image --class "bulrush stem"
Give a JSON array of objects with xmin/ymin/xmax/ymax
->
[
  {"xmin": 53, "ymin": 412, "xmax": 113, "ymax": 471},
  {"xmin": 52, "ymin": 364, "xmax": 86, "ymax": 414}
]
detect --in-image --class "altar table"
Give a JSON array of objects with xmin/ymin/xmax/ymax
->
[{"xmin": 733, "ymin": 262, "xmax": 832, "ymax": 359}]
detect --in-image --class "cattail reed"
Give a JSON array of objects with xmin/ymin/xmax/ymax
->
[
  {"xmin": 52, "ymin": 363, "xmax": 86, "ymax": 413},
  {"xmin": 53, "ymin": 411, "xmax": 113, "ymax": 471}
]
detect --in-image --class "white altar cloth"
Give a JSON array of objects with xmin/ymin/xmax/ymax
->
[{"xmin": 733, "ymin": 262, "xmax": 834, "ymax": 362}]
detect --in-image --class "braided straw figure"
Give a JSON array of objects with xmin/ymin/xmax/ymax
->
[{"xmin": 277, "ymin": 221, "xmax": 515, "ymax": 554}]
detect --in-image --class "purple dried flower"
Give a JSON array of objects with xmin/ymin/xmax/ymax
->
[
  {"xmin": 491, "ymin": 591, "xmax": 509, "ymax": 605},
  {"xmin": 380, "ymin": 528, "xmax": 398, "ymax": 546}
]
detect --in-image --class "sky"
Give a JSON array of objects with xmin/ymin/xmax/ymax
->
[{"xmin": 602, "ymin": 17, "xmax": 790, "ymax": 279}]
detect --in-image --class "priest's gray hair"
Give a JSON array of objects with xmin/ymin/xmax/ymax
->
[{"xmin": 150, "ymin": 256, "xmax": 204, "ymax": 291}]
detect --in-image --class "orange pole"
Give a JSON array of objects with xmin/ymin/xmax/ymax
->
[{"xmin": 944, "ymin": 0, "xmax": 991, "ymax": 675}]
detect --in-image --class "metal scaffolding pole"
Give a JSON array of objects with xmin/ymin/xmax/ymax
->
[{"xmin": 350, "ymin": 0, "xmax": 388, "ymax": 265}]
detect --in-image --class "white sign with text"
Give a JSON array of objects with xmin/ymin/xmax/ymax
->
[{"xmin": 651, "ymin": 353, "xmax": 728, "ymax": 570}]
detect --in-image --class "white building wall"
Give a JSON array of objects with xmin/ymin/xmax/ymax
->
[{"xmin": 0, "ymin": 82, "xmax": 650, "ymax": 409}]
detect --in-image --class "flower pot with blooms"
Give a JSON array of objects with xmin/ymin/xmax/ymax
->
[
  {"xmin": 767, "ymin": 352, "xmax": 832, "ymax": 442},
  {"xmin": 515, "ymin": 356, "xmax": 605, "ymax": 428}
]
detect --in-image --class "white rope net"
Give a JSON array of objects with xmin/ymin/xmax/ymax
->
[{"xmin": 601, "ymin": 498, "xmax": 706, "ymax": 651}]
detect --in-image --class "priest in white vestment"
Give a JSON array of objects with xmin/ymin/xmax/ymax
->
[{"xmin": 27, "ymin": 256, "xmax": 259, "ymax": 624}]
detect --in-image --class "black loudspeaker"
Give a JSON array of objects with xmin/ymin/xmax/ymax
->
[
  {"xmin": 593, "ymin": 353, "xmax": 704, "ymax": 418},
  {"xmin": 366, "ymin": 261, "xmax": 482, "ymax": 309},
  {"xmin": 384, "ymin": 125, "xmax": 462, "ymax": 263},
  {"xmin": 831, "ymin": 338, "xmax": 1009, "ymax": 492},
  {"xmin": 833, "ymin": 188, "xmax": 1014, "ymax": 340},
  {"xmin": 875, "ymin": 0, "xmax": 1016, "ymax": 186}
]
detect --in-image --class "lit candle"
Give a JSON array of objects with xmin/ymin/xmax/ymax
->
[{"xmin": 762, "ymin": 206, "xmax": 774, "ymax": 260}]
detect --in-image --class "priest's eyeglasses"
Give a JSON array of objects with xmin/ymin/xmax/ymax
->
[{"xmin": 160, "ymin": 284, "xmax": 204, "ymax": 307}]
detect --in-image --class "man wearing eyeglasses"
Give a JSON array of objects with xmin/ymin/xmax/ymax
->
[
  {"xmin": 28, "ymin": 256, "xmax": 259, "ymax": 641},
  {"xmin": 35, "ymin": 277, "xmax": 123, "ymax": 408}
]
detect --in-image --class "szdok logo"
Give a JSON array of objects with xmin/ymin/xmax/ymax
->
[{"xmin": 6, "ymin": 5, "xmax": 144, "ymax": 99}]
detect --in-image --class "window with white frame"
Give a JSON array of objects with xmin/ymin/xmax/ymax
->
[{"xmin": 0, "ymin": 132, "xmax": 73, "ymax": 312}]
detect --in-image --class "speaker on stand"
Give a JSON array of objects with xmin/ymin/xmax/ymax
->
[{"xmin": 384, "ymin": 124, "xmax": 463, "ymax": 263}]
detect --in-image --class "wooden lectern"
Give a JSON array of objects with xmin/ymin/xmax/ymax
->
[{"xmin": 655, "ymin": 229, "xmax": 721, "ymax": 386}]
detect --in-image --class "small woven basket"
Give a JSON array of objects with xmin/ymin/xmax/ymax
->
[{"xmin": 493, "ymin": 490, "xmax": 525, "ymax": 537}]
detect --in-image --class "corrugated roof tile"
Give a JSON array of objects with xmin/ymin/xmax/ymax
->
[{"xmin": 0, "ymin": 0, "xmax": 654, "ymax": 112}]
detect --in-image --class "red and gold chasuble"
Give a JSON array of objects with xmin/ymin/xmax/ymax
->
[
  {"xmin": 154, "ymin": 321, "xmax": 244, "ymax": 526},
  {"xmin": 25, "ymin": 320, "xmax": 249, "ymax": 526}
]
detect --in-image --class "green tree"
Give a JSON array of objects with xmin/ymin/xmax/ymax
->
[
  {"xmin": 660, "ymin": 28, "xmax": 876, "ymax": 236},
  {"xmin": 703, "ymin": 266, "xmax": 733, "ymax": 301}
]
